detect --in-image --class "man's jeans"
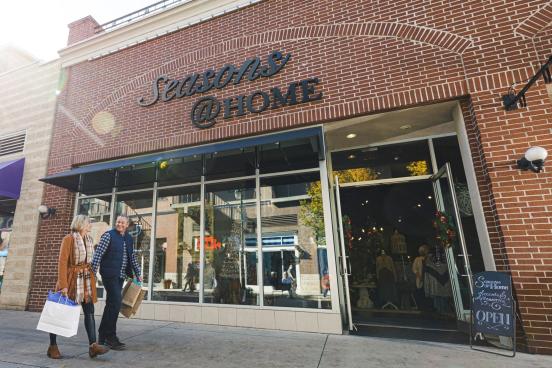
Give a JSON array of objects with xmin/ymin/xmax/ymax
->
[{"xmin": 98, "ymin": 276, "xmax": 124, "ymax": 341}]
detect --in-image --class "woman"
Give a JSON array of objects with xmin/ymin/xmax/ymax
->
[
  {"xmin": 47, "ymin": 215, "xmax": 109, "ymax": 359},
  {"xmin": 281, "ymin": 270, "xmax": 295, "ymax": 299}
]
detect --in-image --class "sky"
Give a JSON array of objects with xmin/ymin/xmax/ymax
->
[{"xmin": 0, "ymin": 0, "xmax": 157, "ymax": 61}]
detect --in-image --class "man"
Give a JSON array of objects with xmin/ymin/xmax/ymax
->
[{"xmin": 91, "ymin": 215, "xmax": 142, "ymax": 350}]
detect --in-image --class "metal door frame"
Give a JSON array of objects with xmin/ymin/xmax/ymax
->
[
  {"xmin": 334, "ymin": 176, "xmax": 355, "ymax": 331},
  {"xmin": 431, "ymin": 162, "xmax": 474, "ymax": 322}
]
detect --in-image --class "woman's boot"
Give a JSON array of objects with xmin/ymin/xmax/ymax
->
[{"xmin": 46, "ymin": 345, "xmax": 61, "ymax": 359}]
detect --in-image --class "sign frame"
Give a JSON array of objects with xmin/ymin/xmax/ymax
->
[{"xmin": 469, "ymin": 271, "xmax": 516, "ymax": 357}]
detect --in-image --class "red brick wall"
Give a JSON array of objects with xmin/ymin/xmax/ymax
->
[{"xmin": 30, "ymin": 0, "xmax": 552, "ymax": 353}]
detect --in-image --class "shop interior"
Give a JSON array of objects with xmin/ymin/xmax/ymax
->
[{"xmin": 326, "ymin": 101, "xmax": 485, "ymax": 332}]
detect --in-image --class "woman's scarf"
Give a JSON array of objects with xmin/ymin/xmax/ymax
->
[{"xmin": 72, "ymin": 232, "xmax": 94, "ymax": 303}]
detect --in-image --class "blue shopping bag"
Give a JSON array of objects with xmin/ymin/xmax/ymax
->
[{"xmin": 37, "ymin": 291, "xmax": 81, "ymax": 337}]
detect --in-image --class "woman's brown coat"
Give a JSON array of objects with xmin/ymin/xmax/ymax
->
[{"xmin": 55, "ymin": 234, "xmax": 97, "ymax": 304}]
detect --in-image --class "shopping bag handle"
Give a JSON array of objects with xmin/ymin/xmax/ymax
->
[{"xmin": 47, "ymin": 290, "xmax": 79, "ymax": 306}]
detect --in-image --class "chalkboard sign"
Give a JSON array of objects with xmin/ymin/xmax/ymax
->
[{"xmin": 472, "ymin": 271, "xmax": 514, "ymax": 337}]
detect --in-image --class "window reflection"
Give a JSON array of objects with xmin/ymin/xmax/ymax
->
[
  {"xmin": 115, "ymin": 191, "xmax": 153, "ymax": 299},
  {"xmin": 260, "ymin": 173, "xmax": 331, "ymax": 309},
  {"xmin": 332, "ymin": 141, "xmax": 431, "ymax": 184},
  {"xmin": 157, "ymin": 156, "xmax": 202, "ymax": 187},
  {"xmin": 204, "ymin": 148, "xmax": 256, "ymax": 180},
  {"xmin": 77, "ymin": 196, "xmax": 111, "ymax": 245},
  {"xmin": 118, "ymin": 163, "xmax": 156, "ymax": 191},
  {"xmin": 258, "ymin": 137, "xmax": 320, "ymax": 174},
  {"xmin": 203, "ymin": 180, "xmax": 258, "ymax": 305},
  {"xmin": 80, "ymin": 171, "xmax": 115, "ymax": 195},
  {"xmin": 153, "ymin": 186, "xmax": 201, "ymax": 302},
  {"xmin": 77, "ymin": 196, "xmax": 112, "ymax": 298}
]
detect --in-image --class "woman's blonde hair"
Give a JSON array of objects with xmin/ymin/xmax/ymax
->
[
  {"xmin": 71, "ymin": 214, "xmax": 91, "ymax": 233},
  {"xmin": 418, "ymin": 244, "xmax": 430, "ymax": 256}
]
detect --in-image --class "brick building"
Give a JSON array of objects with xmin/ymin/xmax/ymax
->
[
  {"xmin": 0, "ymin": 46, "xmax": 60, "ymax": 310},
  {"xmin": 27, "ymin": 0, "xmax": 552, "ymax": 354}
]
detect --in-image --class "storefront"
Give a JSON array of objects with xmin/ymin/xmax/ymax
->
[{"xmin": 28, "ymin": 0, "xmax": 552, "ymax": 354}]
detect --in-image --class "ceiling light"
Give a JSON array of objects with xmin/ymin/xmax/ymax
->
[
  {"xmin": 400, "ymin": 124, "xmax": 412, "ymax": 130},
  {"xmin": 348, "ymin": 154, "xmax": 356, "ymax": 160},
  {"xmin": 346, "ymin": 133, "xmax": 357, "ymax": 139}
]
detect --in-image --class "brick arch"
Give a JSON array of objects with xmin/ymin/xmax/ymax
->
[
  {"xmin": 515, "ymin": 0, "xmax": 552, "ymax": 38},
  {"xmin": 65, "ymin": 22, "xmax": 472, "ymax": 156}
]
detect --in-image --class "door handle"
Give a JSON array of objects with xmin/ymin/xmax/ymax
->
[
  {"xmin": 346, "ymin": 255, "xmax": 352, "ymax": 276},
  {"xmin": 338, "ymin": 255, "xmax": 345, "ymax": 276}
]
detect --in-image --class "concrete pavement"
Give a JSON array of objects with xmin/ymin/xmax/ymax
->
[{"xmin": 1, "ymin": 310, "xmax": 550, "ymax": 368}]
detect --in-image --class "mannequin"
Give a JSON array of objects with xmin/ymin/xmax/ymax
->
[
  {"xmin": 390, "ymin": 229, "xmax": 407, "ymax": 255},
  {"xmin": 390, "ymin": 229, "xmax": 408, "ymax": 283},
  {"xmin": 412, "ymin": 244, "xmax": 430, "ymax": 310},
  {"xmin": 376, "ymin": 250, "xmax": 398, "ymax": 309}
]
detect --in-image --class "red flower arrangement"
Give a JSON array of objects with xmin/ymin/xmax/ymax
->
[{"xmin": 433, "ymin": 211, "xmax": 456, "ymax": 248}]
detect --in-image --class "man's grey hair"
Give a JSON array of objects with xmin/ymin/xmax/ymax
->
[{"xmin": 116, "ymin": 214, "xmax": 130, "ymax": 223}]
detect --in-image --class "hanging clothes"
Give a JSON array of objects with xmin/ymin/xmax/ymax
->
[
  {"xmin": 390, "ymin": 231, "xmax": 407, "ymax": 255},
  {"xmin": 423, "ymin": 253, "xmax": 451, "ymax": 298}
]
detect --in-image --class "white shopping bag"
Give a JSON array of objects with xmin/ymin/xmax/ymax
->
[{"xmin": 36, "ymin": 291, "xmax": 81, "ymax": 337}]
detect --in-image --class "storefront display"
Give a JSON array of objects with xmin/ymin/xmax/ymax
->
[{"xmin": 25, "ymin": 0, "xmax": 552, "ymax": 353}]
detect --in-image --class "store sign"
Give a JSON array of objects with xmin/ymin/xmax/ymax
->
[
  {"xmin": 137, "ymin": 51, "xmax": 322, "ymax": 129},
  {"xmin": 472, "ymin": 271, "xmax": 515, "ymax": 337}
]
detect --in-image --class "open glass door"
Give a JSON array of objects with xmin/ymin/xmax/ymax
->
[
  {"xmin": 431, "ymin": 163, "xmax": 474, "ymax": 324},
  {"xmin": 334, "ymin": 176, "xmax": 355, "ymax": 331}
]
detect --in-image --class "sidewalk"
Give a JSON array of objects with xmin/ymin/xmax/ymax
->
[{"xmin": 1, "ymin": 310, "xmax": 550, "ymax": 368}]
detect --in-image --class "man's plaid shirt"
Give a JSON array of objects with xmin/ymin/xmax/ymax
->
[{"xmin": 91, "ymin": 231, "xmax": 141, "ymax": 279}]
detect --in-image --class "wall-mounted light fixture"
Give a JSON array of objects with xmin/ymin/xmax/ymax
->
[
  {"xmin": 517, "ymin": 146, "xmax": 548, "ymax": 173},
  {"xmin": 38, "ymin": 205, "xmax": 56, "ymax": 219}
]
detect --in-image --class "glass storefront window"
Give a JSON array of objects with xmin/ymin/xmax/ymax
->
[
  {"xmin": 204, "ymin": 148, "xmax": 256, "ymax": 181},
  {"xmin": 203, "ymin": 180, "xmax": 258, "ymax": 305},
  {"xmin": 77, "ymin": 196, "xmax": 112, "ymax": 245},
  {"xmin": 258, "ymin": 137, "xmax": 320, "ymax": 174},
  {"xmin": 115, "ymin": 191, "xmax": 154, "ymax": 298},
  {"xmin": 118, "ymin": 163, "xmax": 156, "ymax": 191},
  {"xmin": 157, "ymin": 156, "xmax": 202, "ymax": 187},
  {"xmin": 76, "ymin": 196, "xmax": 111, "ymax": 298},
  {"xmin": 73, "ymin": 129, "xmax": 330, "ymax": 309},
  {"xmin": 260, "ymin": 173, "xmax": 331, "ymax": 309},
  {"xmin": 80, "ymin": 170, "xmax": 115, "ymax": 195},
  {"xmin": 152, "ymin": 186, "xmax": 201, "ymax": 302},
  {"xmin": 331, "ymin": 140, "xmax": 431, "ymax": 184}
]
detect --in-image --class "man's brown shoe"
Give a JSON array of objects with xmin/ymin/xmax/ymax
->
[
  {"xmin": 47, "ymin": 344, "xmax": 61, "ymax": 359},
  {"xmin": 89, "ymin": 343, "xmax": 109, "ymax": 358}
]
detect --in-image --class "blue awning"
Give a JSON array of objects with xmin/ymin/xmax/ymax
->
[
  {"xmin": 0, "ymin": 158, "xmax": 25, "ymax": 200},
  {"xmin": 41, "ymin": 127, "xmax": 324, "ymax": 192}
]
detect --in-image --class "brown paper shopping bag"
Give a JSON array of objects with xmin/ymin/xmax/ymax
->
[
  {"xmin": 122, "ymin": 280, "xmax": 142, "ymax": 307},
  {"xmin": 120, "ymin": 287, "xmax": 146, "ymax": 318}
]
